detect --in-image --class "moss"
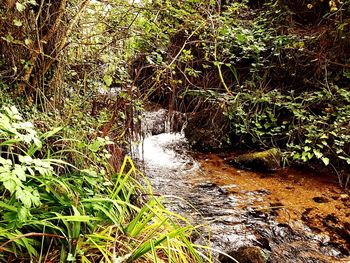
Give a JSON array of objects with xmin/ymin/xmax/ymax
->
[{"xmin": 233, "ymin": 148, "xmax": 281, "ymax": 172}]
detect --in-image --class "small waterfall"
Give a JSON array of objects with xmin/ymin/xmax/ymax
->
[{"xmin": 132, "ymin": 108, "xmax": 188, "ymax": 165}]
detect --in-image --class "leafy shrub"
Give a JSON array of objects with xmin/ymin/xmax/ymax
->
[
  {"xmin": 224, "ymin": 85, "xmax": 350, "ymax": 186},
  {"xmin": 0, "ymin": 105, "xmax": 207, "ymax": 262}
]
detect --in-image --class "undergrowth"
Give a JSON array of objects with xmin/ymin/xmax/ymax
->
[
  {"xmin": 128, "ymin": 0, "xmax": 350, "ymax": 185},
  {"xmin": 222, "ymin": 84, "xmax": 350, "ymax": 186},
  {"xmin": 0, "ymin": 105, "xmax": 210, "ymax": 262}
]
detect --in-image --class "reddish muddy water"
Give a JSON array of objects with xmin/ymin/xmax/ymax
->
[
  {"xmin": 137, "ymin": 127, "xmax": 350, "ymax": 262},
  {"xmin": 194, "ymin": 152, "xmax": 350, "ymax": 261}
]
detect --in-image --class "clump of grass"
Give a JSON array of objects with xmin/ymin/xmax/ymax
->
[{"xmin": 0, "ymin": 105, "xmax": 210, "ymax": 262}]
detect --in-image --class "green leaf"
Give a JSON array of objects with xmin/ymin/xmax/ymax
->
[
  {"xmin": 301, "ymin": 152, "xmax": 309, "ymax": 162},
  {"xmin": 41, "ymin": 126, "xmax": 63, "ymax": 141},
  {"xmin": 17, "ymin": 206, "xmax": 30, "ymax": 222},
  {"xmin": 67, "ymin": 253, "xmax": 75, "ymax": 261},
  {"xmin": 313, "ymin": 149, "xmax": 323, "ymax": 159},
  {"xmin": 24, "ymin": 38, "xmax": 32, "ymax": 45},
  {"xmin": 16, "ymin": 188, "xmax": 32, "ymax": 208},
  {"xmin": 0, "ymin": 157, "xmax": 12, "ymax": 166},
  {"xmin": 321, "ymin": 157, "xmax": 330, "ymax": 166},
  {"xmin": 307, "ymin": 152, "xmax": 314, "ymax": 160},
  {"xmin": 13, "ymin": 19, "xmax": 23, "ymax": 27},
  {"xmin": 19, "ymin": 155, "xmax": 33, "ymax": 165},
  {"xmin": 103, "ymin": 75, "xmax": 113, "ymax": 87},
  {"xmin": 3, "ymin": 179, "xmax": 17, "ymax": 194},
  {"xmin": 292, "ymin": 153, "xmax": 300, "ymax": 160},
  {"xmin": 0, "ymin": 201, "xmax": 18, "ymax": 212},
  {"xmin": 339, "ymin": 156, "xmax": 350, "ymax": 164},
  {"xmin": 344, "ymin": 70, "xmax": 350, "ymax": 79},
  {"xmin": 304, "ymin": 146, "xmax": 311, "ymax": 152},
  {"xmin": 28, "ymin": 0, "xmax": 38, "ymax": 5},
  {"xmin": 13, "ymin": 164, "xmax": 27, "ymax": 181},
  {"xmin": 16, "ymin": 3, "xmax": 26, "ymax": 12},
  {"xmin": 88, "ymin": 140, "xmax": 102, "ymax": 153},
  {"xmin": 320, "ymin": 134, "xmax": 328, "ymax": 139}
]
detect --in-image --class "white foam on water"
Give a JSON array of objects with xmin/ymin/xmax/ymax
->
[{"xmin": 137, "ymin": 132, "xmax": 188, "ymax": 169}]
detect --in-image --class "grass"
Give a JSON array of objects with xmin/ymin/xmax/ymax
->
[{"xmin": 0, "ymin": 105, "xmax": 212, "ymax": 262}]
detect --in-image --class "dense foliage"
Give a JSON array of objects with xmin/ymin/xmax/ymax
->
[
  {"xmin": 129, "ymin": 0, "xmax": 350, "ymax": 185},
  {"xmin": 0, "ymin": 0, "xmax": 350, "ymax": 260},
  {"xmin": 0, "ymin": 1, "xmax": 210, "ymax": 261},
  {"xmin": 0, "ymin": 104, "xmax": 207, "ymax": 262}
]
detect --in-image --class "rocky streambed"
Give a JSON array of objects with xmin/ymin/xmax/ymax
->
[{"xmin": 135, "ymin": 109, "xmax": 350, "ymax": 263}]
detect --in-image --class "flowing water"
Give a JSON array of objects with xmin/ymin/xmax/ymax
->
[{"xmin": 135, "ymin": 109, "xmax": 350, "ymax": 263}]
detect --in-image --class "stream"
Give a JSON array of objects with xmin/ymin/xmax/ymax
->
[{"xmin": 135, "ymin": 109, "xmax": 350, "ymax": 263}]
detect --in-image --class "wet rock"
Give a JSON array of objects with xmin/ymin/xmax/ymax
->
[
  {"xmin": 301, "ymin": 208, "xmax": 313, "ymax": 222},
  {"xmin": 270, "ymin": 202, "xmax": 284, "ymax": 208},
  {"xmin": 255, "ymin": 236, "xmax": 271, "ymax": 251},
  {"xmin": 141, "ymin": 109, "xmax": 185, "ymax": 136},
  {"xmin": 313, "ymin": 196, "xmax": 330, "ymax": 203},
  {"xmin": 218, "ymin": 187, "xmax": 229, "ymax": 195},
  {"xmin": 196, "ymin": 182, "xmax": 217, "ymax": 188},
  {"xmin": 324, "ymin": 214, "xmax": 339, "ymax": 224},
  {"xmin": 336, "ymin": 227, "xmax": 350, "ymax": 245},
  {"xmin": 231, "ymin": 148, "xmax": 282, "ymax": 172},
  {"xmin": 256, "ymin": 189, "xmax": 272, "ymax": 195},
  {"xmin": 219, "ymin": 246, "xmax": 267, "ymax": 263},
  {"xmin": 270, "ymin": 241, "xmax": 336, "ymax": 263},
  {"xmin": 248, "ymin": 209, "xmax": 269, "ymax": 219},
  {"xmin": 141, "ymin": 108, "xmax": 168, "ymax": 135},
  {"xmin": 272, "ymin": 223, "xmax": 296, "ymax": 241}
]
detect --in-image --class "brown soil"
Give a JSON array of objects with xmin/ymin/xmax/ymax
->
[{"xmin": 192, "ymin": 152, "xmax": 350, "ymax": 258}]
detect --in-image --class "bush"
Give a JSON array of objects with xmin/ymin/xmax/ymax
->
[
  {"xmin": 224, "ymin": 84, "xmax": 350, "ymax": 186},
  {"xmin": 0, "ymin": 105, "xmax": 208, "ymax": 262}
]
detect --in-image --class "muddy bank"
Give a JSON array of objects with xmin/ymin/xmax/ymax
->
[{"xmin": 194, "ymin": 152, "xmax": 350, "ymax": 262}]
